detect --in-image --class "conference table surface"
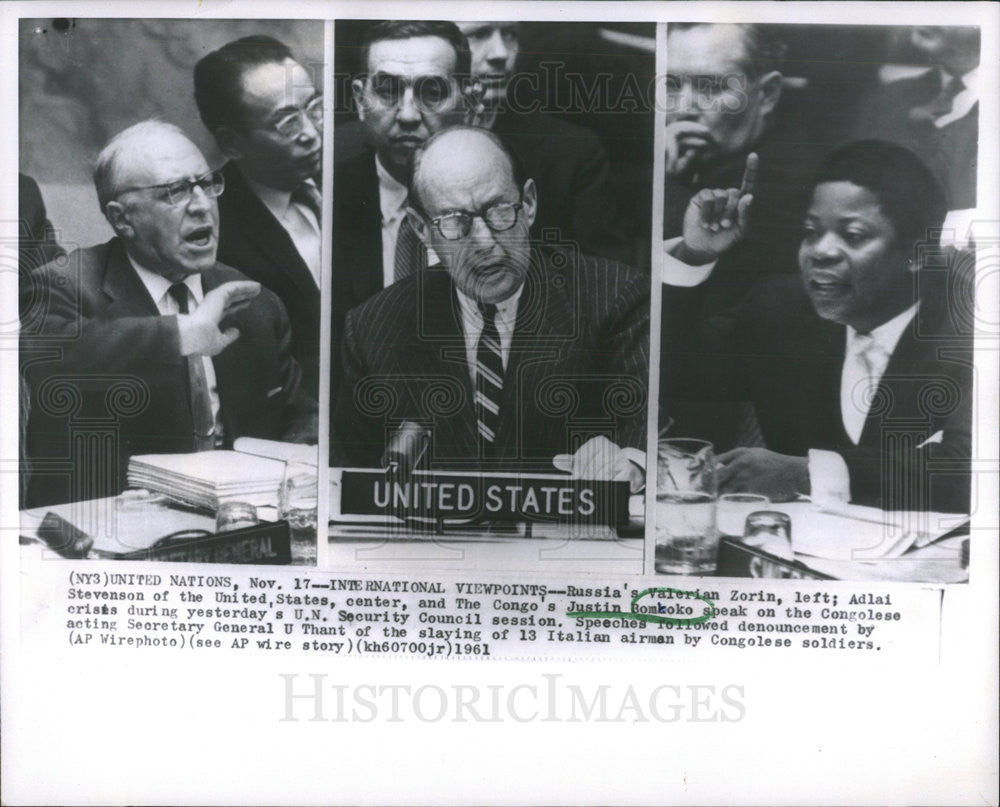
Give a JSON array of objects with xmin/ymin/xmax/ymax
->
[{"xmin": 19, "ymin": 494, "xmax": 968, "ymax": 583}]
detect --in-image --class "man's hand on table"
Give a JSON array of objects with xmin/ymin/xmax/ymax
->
[
  {"xmin": 553, "ymin": 435, "xmax": 645, "ymax": 494},
  {"xmin": 717, "ymin": 447, "xmax": 809, "ymax": 502},
  {"xmin": 177, "ymin": 280, "xmax": 261, "ymax": 357}
]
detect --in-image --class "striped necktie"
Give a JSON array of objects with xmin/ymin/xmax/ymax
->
[
  {"xmin": 474, "ymin": 302, "xmax": 504, "ymax": 453},
  {"xmin": 168, "ymin": 283, "xmax": 216, "ymax": 452}
]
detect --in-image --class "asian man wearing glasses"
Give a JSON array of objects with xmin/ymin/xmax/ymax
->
[{"xmin": 194, "ymin": 35, "xmax": 324, "ymax": 395}]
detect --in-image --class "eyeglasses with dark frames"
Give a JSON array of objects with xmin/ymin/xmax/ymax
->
[
  {"xmin": 430, "ymin": 200, "xmax": 524, "ymax": 241},
  {"xmin": 366, "ymin": 73, "xmax": 456, "ymax": 112},
  {"xmin": 116, "ymin": 170, "xmax": 225, "ymax": 207}
]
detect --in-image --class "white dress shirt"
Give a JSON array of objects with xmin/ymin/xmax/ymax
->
[
  {"xmin": 934, "ymin": 66, "xmax": 979, "ymax": 129},
  {"xmin": 128, "ymin": 258, "xmax": 222, "ymax": 429},
  {"xmin": 376, "ymin": 157, "xmax": 412, "ymax": 288},
  {"xmin": 454, "ymin": 284, "xmax": 646, "ymax": 475},
  {"xmin": 245, "ymin": 176, "xmax": 322, "ymax": 289},
  {"xmin": 810, "ymin": 303, "xmax": 920, "ymax": 504},
  {"xmin": 455, "ymin": 285, "xmax": 523, "ymax": 386}
]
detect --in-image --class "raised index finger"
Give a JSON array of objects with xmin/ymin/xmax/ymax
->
[{"xmin": 739, "ymin": 152, "xmax": 759, "ymax": 197}]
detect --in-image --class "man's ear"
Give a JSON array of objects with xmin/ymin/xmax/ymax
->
[
  {"xmin": 103, "ymin": 200, "xmax": 134, "ymax": 238},
  {"xmin": 352, "ymin": 77, "xmax": 367, "ymax": 123},
  {"xmin": 406, "ymin": 207, "xmax": 431, "ymax": 246},
  {"xmin": 214, "ymin": 126, "xmax": 244, "ymax": 161},
  {"xmin": 521, "ymin": 178, "xmax": 538, "ymax": 229},
  {"xmin": 756, "ymin": 70, "xmax": 783, "ymax": 119}
]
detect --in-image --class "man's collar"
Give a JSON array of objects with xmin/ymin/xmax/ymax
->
[
  {"xmin": 126, "ymin": 253, "xmax": 204, "ymax": 305},
  {"xmin": 455, "ymin": 283, "xmax": 525, "ymax": 321},
  {"xmin": 943, "ymin": 65, "xmax": 979, "ymax": 92},
  {"xmin": 243, "ymin": 174, "xmax": 294, "ymax": 218},
  {"xmin": 846, "ymin": 301, "xmax": 920, "ymax": 353},
  {"xmin": 374, "ymin": 156, "xmax": 410, "ymax": 221}
]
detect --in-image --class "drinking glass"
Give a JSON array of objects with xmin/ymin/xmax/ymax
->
[
  {"xmin": 655, "ymin": 438, "xmax": 718, "ymax": 574},
  {"xmin": 717, "ymin": 493, "xmax": 771, "ymax": 536},
  {"xmin": 279, "ymin": 461, "xmax": 318, "ymax": 564}
]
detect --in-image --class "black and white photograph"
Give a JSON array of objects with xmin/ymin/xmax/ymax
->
[
  {"xmin": 1, "ymin": 3, "xmax": 997, "ymax": 806},
  {"xmin": 655, "ymin": 22, "xmax": 981, "ymax": 582},
  {"xmin": 327, "ymin": 19, "xmax": 656, "ymax": 572},
  {"xmin": 16, "ymin": 19, "xmax": 324, "ymax": 564}
]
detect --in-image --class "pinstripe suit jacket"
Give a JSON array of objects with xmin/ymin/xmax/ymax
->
[{"xmin": 331, "ymin": 246, "xmax": 649, "ymax": 470}]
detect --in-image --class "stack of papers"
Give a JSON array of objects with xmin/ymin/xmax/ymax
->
[
  {"xmin": 127, "ymin": 451, "xmax": 286, "ymax": 511},
  {"xmin": 769, "ymin": 501, "xmax": 967, "ymax": 561}
]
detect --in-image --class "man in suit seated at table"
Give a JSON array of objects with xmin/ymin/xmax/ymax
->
[
  {"xmin": 702, "ymin": 141, "xmax": 973, "ymax": 513},
  {"xmin": 331, "ymin": 126, "xmax": 648, "ymax": 491},
  {"xmin": 194, "ymin": 35, "xmax": 323, "ymax": 395},
  {"xmin": 20, "ymin": 120, "xmax": 317, "ymax": 508}
]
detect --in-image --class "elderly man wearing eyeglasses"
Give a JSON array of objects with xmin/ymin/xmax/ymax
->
[
  {"xmin": 194, "ymin": 35, "xmax": 324, "ymax": 395},
  {"xmin": 331, "ymin": 126, "xmax": 648, "ymax": 490},
  {"xmin": 19, "ymin": 120, "xmax": 318, "ymax": 508}
]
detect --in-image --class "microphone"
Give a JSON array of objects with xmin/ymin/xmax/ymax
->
[{"xmin": 382, "ymin": 421, "xmax": 430, "ymax": 477}]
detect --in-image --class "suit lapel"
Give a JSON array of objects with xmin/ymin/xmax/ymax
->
[
  {"xmin": 497, "ymin": 253, "xmax": 568, "ymax": 456},
  {"xmin": 222, "ymin": 163, "xmax": 318, "ymax": 301},
  {"xmin": 414, "ymin": 272, "xmax": 478, "ymax": 460},
  {"xmin": 334, "ymin": 152, "xmax": 385, "ymax": 306},
  {"xmin": 100, "ymin": 239, "xmax": 161, "ymax": 316}
]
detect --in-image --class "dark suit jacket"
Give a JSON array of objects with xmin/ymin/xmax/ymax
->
[
  {"xmin": 734, "ymin": 272, "xmax": 973, "ymax": 513},
  {"xmin": 491, "ymin": 109, "xmax": 631, "ymax": 264},
  {"xmin": 333, "ymin": 116, "xmax": 630, "ymax": 262},
  {"xmin": 331, "ymin": 120, "xmax": 631, "ymax": 396},
  {"xmin": 216, "ymin": 162, "xmax": 321, "ymax": 395},
  {"xmin": 20, "ymin": 238, "xmax": 317, "ymax": 507},
  {"xmin": 660, "ymin": 110, "xmax": 824, "ymax": 447},
  {"xmin": 331, "ymin": 246, "xmax": 649, "ymax": 470},
  {"xmin": 852, "ymin": 70, "xmax": 978, "ymax": 210},
  {"xmin": 18, "ymin": 173, "xmax": 65, "ymax": 273}
]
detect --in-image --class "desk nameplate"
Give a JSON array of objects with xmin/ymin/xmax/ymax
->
[{"xmin": 340, "ymin": 470, "xmax": 630, "ymax": 527}]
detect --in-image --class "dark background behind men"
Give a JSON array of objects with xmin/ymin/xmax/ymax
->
[
  {"xmin": 18, "ymin": 18, "xmax": 321, "ymax": 247},
  {"xmin": 333, "ymin": 20, "xmax": 655, "ymax": 271},
  {"xmin": 659, "ymin": 22, "xmax": 981, "ymax": 450}
]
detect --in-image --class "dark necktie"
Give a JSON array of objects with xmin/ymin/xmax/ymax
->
[
  {"xmin": 291, "ymin": 180, "xmax": 322, "ymax": 224},
  {"xmin": 393, "ymin": 215, "xmax": 422, "ymax": 283},
  {"xmin": 474, "ymin": 302, "xmax": 504, "ymax": 454},
  {"xmin": 167, "ymin": 283, "xmax": 216, "ymax": 452},
  {"xmin": 908, "ymin": 74, "xmax": 964, "ymax": 126}
]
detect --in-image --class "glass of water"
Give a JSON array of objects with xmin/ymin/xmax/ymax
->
[
  {"xmin": 655, "ymin": 438, "xmax": 718, "ymax": 574},
  {"xmin": 279, "ymin": 461, "xmax": 318, "ymax": 564}
]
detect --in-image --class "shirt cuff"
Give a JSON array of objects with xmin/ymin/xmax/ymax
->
[
  {"xmin": 661, "ymin": 237, "xmax": 717, "ymax": 287},
  {"xmin": 622, "ymin": 447, "xmax": 647, "ymax": 492},
  {"xmin": 808, "ymin": 448, "xmax": 851, "ymax": 505}
]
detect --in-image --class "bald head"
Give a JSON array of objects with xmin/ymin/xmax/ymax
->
[
  {"xmin": 407, "ymin": 126, "xmax": 537, "ymax": 304},
  {"xmin": 96, "ymin": 120, "xmax": 219, "ymax": 280},
  {"xmin": 411, "ymin": 126, "xmax": 522, "ymax": 214}
]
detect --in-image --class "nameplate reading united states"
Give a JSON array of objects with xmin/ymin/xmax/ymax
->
[{"xmin": 339, "ymin": 470, "xmax": 630, "ymax": 526}]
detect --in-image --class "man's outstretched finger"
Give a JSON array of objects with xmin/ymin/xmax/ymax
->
[{"xmin": 739, "ymin": 152, "xmax": 759, "ymax": 197}]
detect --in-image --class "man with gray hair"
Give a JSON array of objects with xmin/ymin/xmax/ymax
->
[
  {"xmin": 659, "ymin": 22, "xmax": 822, "ymax": 448},
  {"xmin": 20, "ymin": 120, "xmax": 316, "ymax": 507}
]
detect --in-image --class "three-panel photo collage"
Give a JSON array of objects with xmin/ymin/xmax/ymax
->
[{"xmin": 17, "ymin": 17, "xmax": 982, "ymax": 584}]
